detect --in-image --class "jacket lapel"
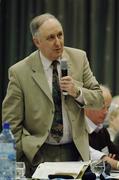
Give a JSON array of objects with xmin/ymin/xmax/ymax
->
[
  {"xmin": 30, "ymin": 51, "xmax": 53, "ymax": 103},
  {"xmin": 29, "ymin": 49, "xmax": 72, "ymax": 103}
]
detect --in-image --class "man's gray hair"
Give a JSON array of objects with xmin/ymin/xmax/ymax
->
[{"xmin": 30, "ymin": 13, "xmax": 60, "ymax": 36}]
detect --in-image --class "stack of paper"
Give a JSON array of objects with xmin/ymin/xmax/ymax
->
[{"xmin": 32, "ymin": 161, "xmax": 90, "ymax": 179}]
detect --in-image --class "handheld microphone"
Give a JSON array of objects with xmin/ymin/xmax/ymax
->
[{"xmin": 61, "ymin": 60, "xmax": 68, "ymax": 96}]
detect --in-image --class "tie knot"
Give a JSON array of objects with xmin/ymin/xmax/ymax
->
[{"xmin": 52, "ymin": 60, "xmax": 59, "ymax": 69}]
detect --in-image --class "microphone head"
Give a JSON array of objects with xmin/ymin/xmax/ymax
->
[
  {"xmin": 61, "ymin": 59, "xmax": 68, "ymax": 70},
  {"xmin": 61, "ymin": 59, "xmax": 68, "ymax": 77},
  {"xmin": 60, "ymin": 59, "xmax": 68, "ymax": 95}
]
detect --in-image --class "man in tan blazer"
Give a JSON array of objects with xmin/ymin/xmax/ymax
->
[{"xmin": 2, "ymin": 13, "xmax": 104, "ymax": 177}]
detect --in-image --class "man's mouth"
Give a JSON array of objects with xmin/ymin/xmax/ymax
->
[{"xmin": 55, "ymin": 48, "xmax": 61, "ymax": 51}]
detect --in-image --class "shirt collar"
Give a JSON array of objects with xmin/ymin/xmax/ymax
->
[
  {"xmin": 40, "ymin": 51, "xmax": 61, "ymax": 70},
  {"xmin": 86, "ymin": 116, "xmax": 103, "ymax": 134},
  {"xmin": 40, "ymin": 51, "xmax": 52, "ymax": 70}
]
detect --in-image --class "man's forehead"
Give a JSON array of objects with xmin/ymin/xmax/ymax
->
[{"xmin": 40, "ymin": 18, "xmax": 62, "ymax": 31}]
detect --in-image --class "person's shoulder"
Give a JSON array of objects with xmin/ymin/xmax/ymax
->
[
  {"xmin": 9, "ymin": 50, "xmax": 38, "ymax": 71},
  {"xmin": 102, "ymin": 127, "xmax": 109, "ymax": 133},
  {"xmin": 102, "ymin": 127, "xmax": 112, "ymax": 140},
  {"xmin": 64, "ymin": 46, "xmax": 86, "ymax": 55}
]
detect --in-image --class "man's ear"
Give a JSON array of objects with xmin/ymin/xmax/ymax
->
[{"xmin": 33, "ymin": 37, "xmax": 40, "ymax": 49}]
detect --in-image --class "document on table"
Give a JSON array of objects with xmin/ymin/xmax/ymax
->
[
  {"xmin": 109, "ymin": 170, "xmax": 119, "ymax": 179},
  {"xmin": 32, "ymin": 161, "xmax": 90, "ymax": 179}
]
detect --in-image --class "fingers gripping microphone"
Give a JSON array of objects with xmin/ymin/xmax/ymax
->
[{"xmin": 61, "ymin": 60, "xmax": 68, "ymax": 95}]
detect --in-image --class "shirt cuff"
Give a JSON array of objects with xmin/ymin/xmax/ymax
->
[
  {"xmin": 75, "ymin": 88, "xmax": 85, "ymax": 107},
  {"xmin": 90, "ymin": 146, "xmax": 106, "ymax": 160}
]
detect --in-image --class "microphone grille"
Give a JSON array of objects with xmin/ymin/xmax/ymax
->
[{"xmin": 61, "ymin": 59, "xmax": 68, "ymax": 69}]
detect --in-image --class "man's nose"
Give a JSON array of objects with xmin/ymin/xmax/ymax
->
[{"xmin": 55, "ymin": 37, "xmax": 60, "ymax": 45}]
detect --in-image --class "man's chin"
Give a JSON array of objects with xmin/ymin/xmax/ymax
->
[
  {"xmin": 98, "ymin": 120, "xmax": 104, "ymax": 124},
  {"xmin": 53, "ymin": 53, "xmax": 62, "ymax": 60}
]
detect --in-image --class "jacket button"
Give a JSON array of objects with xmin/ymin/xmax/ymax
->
[{"xmin": 52, "ymin": 110, "xmax": 54, "ymax": 114}]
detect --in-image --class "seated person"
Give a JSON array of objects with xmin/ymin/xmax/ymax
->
[
  {"xmin": 107, "ymin": 104, "xmax": 119, "ymax": 141},
  {"xmin": 106, "ymin": 95, "xmax": 119, "ymax": 149},
  {"xmin": 85, "ymin": 85, "xmax": 119, "ymax": 168},
  {"xmin": 104, "ymin": 94, "xmax": 119, "ymax": 126}
]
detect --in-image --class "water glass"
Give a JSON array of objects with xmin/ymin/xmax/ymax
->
[
  {"xmin": 16, "ymin": 162, "xmax": 26, "ymax": 179},
  {"xmin": 90, "ymin": 160, "xmax": 105, "ymax": 178}
]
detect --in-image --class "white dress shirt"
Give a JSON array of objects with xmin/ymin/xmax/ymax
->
[
  {"xmin": 40, "ymin": 52, "xmax": 72, "ymax": 144},
  {"xmin": 85, "ymin": 117, "xmax": 107, "ymax": 160}
]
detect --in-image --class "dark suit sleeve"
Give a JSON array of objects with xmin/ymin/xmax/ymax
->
[
  {"xmin": 89, "ymin": 127, "xmax": 119, "ymax": 160},
  {"xmin": 104, "ymin": 128, "xmax": 119, "ymax": 160}
]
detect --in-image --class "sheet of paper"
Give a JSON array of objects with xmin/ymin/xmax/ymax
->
[
  {"xmin": 32, "ymin": 161, "xmax": 90, "ymax": 179},
  {"xmin": 109, "ymin": 172, "xmax": 119, "ymax": 179}
]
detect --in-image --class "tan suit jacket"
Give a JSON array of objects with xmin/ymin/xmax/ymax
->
[{"xmin": 2, "ymin": 47, "xmax": 103, "ymax": 163}]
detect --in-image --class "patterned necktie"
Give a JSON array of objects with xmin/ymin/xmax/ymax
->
[{"xmin": 51, "ymin": 60, "xmax": 63, "ymax": 142}]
